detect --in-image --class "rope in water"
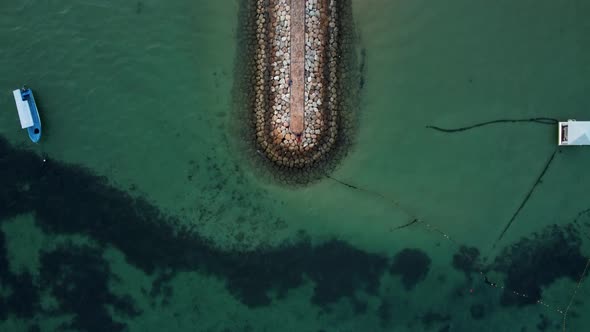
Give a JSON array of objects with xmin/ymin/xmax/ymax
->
[
  {"xmin": 494, "ymin": 149, "xmax": 558, "ymax": 246},
  {"xmin": 426, "ymin": 117, "xmax": 558, "ymax": 133}
]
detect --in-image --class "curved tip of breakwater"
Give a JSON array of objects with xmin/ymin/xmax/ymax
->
[{"xmin": 233, "ymin": 0, "xmax": 360, "ymax": 185}]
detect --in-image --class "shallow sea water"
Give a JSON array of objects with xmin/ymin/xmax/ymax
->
[{"xmin": 1, "ymin": 0, "xmax": 590, "ymax": 331}]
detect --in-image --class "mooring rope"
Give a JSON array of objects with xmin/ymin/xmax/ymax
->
[
  {"xmin": 326, "ymin": 175, "xmax": 421, "ymax": 229},
  {"xmin": 426, "ymin": 117, "xmax": 558, "ymax": 133},
  {"xmin": 391, "ymin": 218, "xmax": 420, "ymax": 230},
  {"xmin": 494, "ymin": 149, "xmax": 558, "ymax": 245}
]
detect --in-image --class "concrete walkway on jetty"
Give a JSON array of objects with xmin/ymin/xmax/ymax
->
[{"xmin": 289, "ymin": 0, "xmax": 305, "ymax": 135}]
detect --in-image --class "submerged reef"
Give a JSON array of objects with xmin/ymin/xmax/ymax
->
[
  {"xmin": 390, "ymin": 248, "xmax": 431, "ymax": 290},
  {"xmin": 0, "ymin": 231, "xmax": 39, "ymax": 320},
  {"xmin": 448, "ymin": 225, "xmax": 588, "ymax": 308},
  {"xmin": 39, "ymin": 244, "xmax": 141, "ymax": 332},
  {"xmin": 492, "ymin": 224, "xmax": 587, "ymax": 306},
  {"xmin": 451, "ymin": 245, "xmax": 482, "ymax": 280},
  {"xmin": 0, "ymin": 136, "xmax": 391, "ymax": 324},
  {"xmin": 233, "ymin": 0, "xmax": 360, "ymax": 184}
]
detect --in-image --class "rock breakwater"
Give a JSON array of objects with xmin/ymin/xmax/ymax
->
[
  {"xmin": 253, "ymin": 0, "xmax": 340, "ymax": 168},
  {"xmin": 234, "ymin": 0, "xmax": 358, "ymax": 183}
]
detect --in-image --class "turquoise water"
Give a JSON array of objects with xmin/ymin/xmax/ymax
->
[{"xmin": 1, "ymin": 0, "xmax": 590, "ymax": 331}]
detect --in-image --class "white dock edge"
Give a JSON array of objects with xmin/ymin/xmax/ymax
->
[
  {"xmin": 13, "ymin": 89, "xmax": 33, "ymax": 128},
  {"xmin": 558, "ymin": 120, "xmax": 590, "ymax": 146}
]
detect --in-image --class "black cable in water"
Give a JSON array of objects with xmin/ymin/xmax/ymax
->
[
  {"xmin": 326, "ymin": 175, "xmax": 422, "ymax": 230},
  {"xmin": 494, "ymin": 149, "xmax": 557, "ymax": 245},
  {"xmin": 426, "ymin": 117, "xmax": 558, "ymax": 133}
]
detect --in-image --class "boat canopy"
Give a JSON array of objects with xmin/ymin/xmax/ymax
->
[
  {"xmin": 558, "ymin": 120, "xmax": 590, "ymax": 146},
  {"xmin": 13, "ymin": 89, "xmax": 33, "ymax": 128}
]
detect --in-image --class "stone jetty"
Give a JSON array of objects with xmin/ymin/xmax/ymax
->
[{"xmin": 251, "ymin": 0, "xmax": 341, "ymax": 169}]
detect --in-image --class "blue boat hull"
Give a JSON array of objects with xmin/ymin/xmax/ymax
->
[{"xmin": 20, "ymin": 88, "xmax": 41, "ymax": 143}]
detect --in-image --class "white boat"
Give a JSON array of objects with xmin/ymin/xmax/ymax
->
[
  {"xmin": 558, "ymin": 120, "xmax": 590, "ymax": 146},
  {"xmin": 12, "ymin": 87, "xmax": 42, "ymax": 143}
]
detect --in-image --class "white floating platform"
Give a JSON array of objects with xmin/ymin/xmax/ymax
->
[
  {"xmin": 558, "ymin": 120, "xmax": 590, "ymax": 145},
  {"xmin": 13, "ymin": 89, "xmax": 33, "ymax": 128}
]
